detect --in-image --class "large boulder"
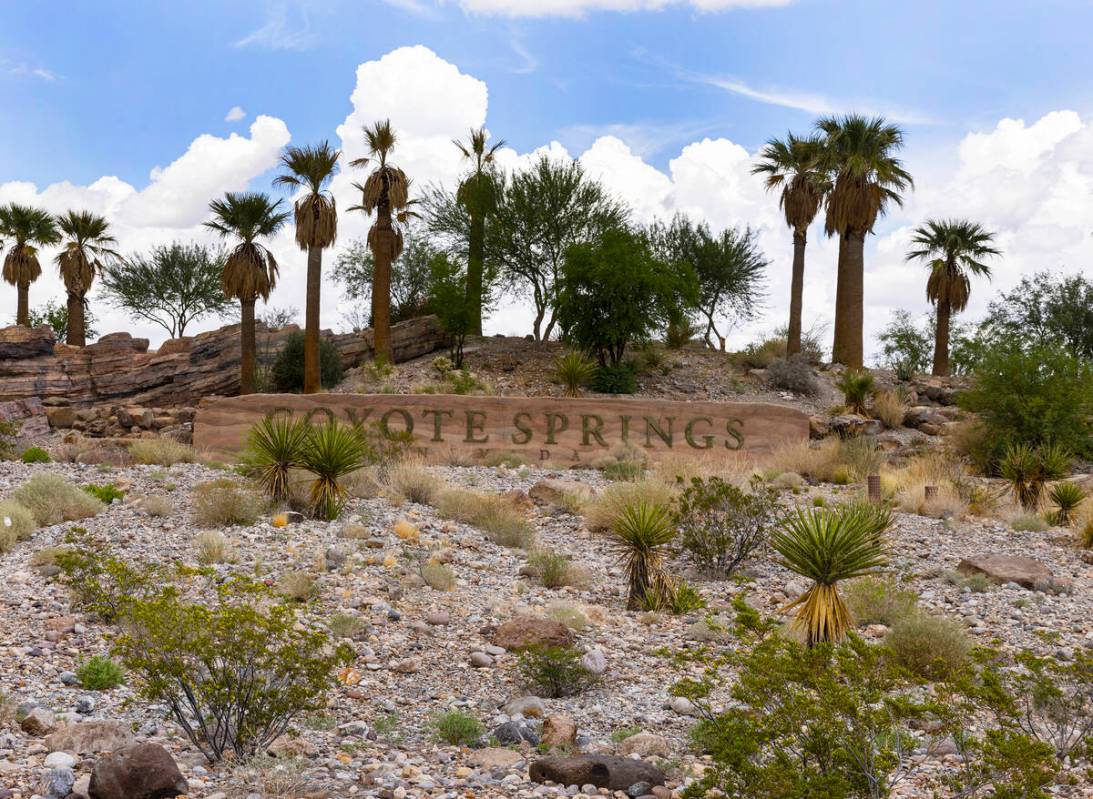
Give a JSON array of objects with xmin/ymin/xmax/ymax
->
[
  {"xmin": 0, "ymin": 397, "xmax": 50, "ymax": 438},
  {"xmin": 529, "ymin": 754, "xmax": 667, "ymax": 791},
  {"xmin": 46, "ymin": 720, "xmax": 136, "ymax": 755},
  {"xmin": 88, "ymin": 743, "xmax": 188, "ymax": 799},
  {"xmin": 491, "ymin": 615, "xmax": 575, "ymax": 651},
  {"xmin": 957, "ymin": 555, "xmax": 1068, "ymax": 592},
  {"xmin": 0, "ymin": 324, "xmax": 55, "ymax": 358}
]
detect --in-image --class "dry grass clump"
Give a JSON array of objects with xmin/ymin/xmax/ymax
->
[
  {"xmin": 1074, "ymin": 500, "xmax": 1093, "ymax": 548},
  {"xmin": 761, "ymin": 438, "xmax": 843, "ymax": 484},
  {"xmin": 872, "ymin": 389, "xmax": 908, "ymax": 429},
  {"xmin": 583, "ymin": 480, "xmax": 677, "ymax": 533},
  {"xmin": 191, "ymin": 478, "xmax": 265, "ymax": 527},
  {"xmin": 526, "ymin": 548, "xmax": 589, "ymax": 589},
  {"xmin": 393, "ymin": 519, "xmax": 421, "ymax": 543},
  {"xmin": 276, "ymin": 570, "xmax": 318, "ymax": 601},
  {"xmin": 0, "ymin": 499, "xmax": 36, "ymax": 553},
  {"xmin": 649, "ymin": 451, "xmax": 754, "ymax": 488},
  {"xmin": 384, "ymin": 459, "xmax": 442, "ymax": 505},
  {"xmin": 13, "ymin": 474, "xmax": 103, "ymax": 526},
  {"xmin": 343, "ymin": 468, "xmax": 382, "ymax": 499},
  {"xmin": 434, "ymin": 488, "xmax": 535, "ymax": 548},
  {"xmin": 128, "ymin": 437, "xmax": 196, "ymax": 466},
  {"xmin": 133, "ymin": 494, "xmax": 173, "ymax": 517},
  {"xmin": 420, "ymin": 560, "xmax": 456, "ymax": 591},
  {"xmin": 194, "ymin": 530, "xmax": 235, "ymax": 564},
  {"xmin": 545, "ymin": 601, "xmax": 589, "ymax": 631},
  {"xmin": 339, "ymin": 523, "xmax": 371, "ymax": 540},
  {"xmin": 843, "ymin": 575, "xmax": 918, "ymax": 627},
  {"xmin": 881, "ymin": 453, "xmax": 969, "ymax": 519},
  {"xmin": 884, "ymin": 612, "xmax": 971, "ymax": 681},
  {"xmin": 1009, "ymin": 512, "xmax": 1048, "ymax": 533}
]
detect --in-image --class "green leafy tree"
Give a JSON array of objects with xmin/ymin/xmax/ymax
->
[
  {"xmin": 205, "ymin": 192, "xmax": 290, "ymax": 395},
  {"xmin": 54, "ymin": 210, "xmax": 118, "ymax": 346},
  {"xmin": 490, "ymin": 155, "xmax": 628, "ymax": 342},
  {"xmin": 876, "ymin": 309, "xmax": 931, "ymax": 376},
  {"xmin": 99, "ymin": 242, "xmax": 231, "ymax": 338},
  {"xmin": 275, "ymin": 141, "xmax": 340, "ymax": 394},
  {"xmin": 556, "ymin": 226, "xmax": 697, "ymax": 366},
  {"xmin": 906, "ymin": 218, "xmax": 999, "ymax": 376},
  {"xmin": 978, "ymin": 271, "xmax": 1093, "ymax": 360},
  {"xmin": 817, "ymin": 116, "xmax": 913, "ymax": 368},
  {"xmin": 331, "ymin": 231, "xmax": 436, "ymax": 327},
  {"xmin": 0, "ymin": 203, "xmax": 60, "ymax": 326},
  {"xmin": 426, "ymin": 253, "xmax": 480, "ymax": 368},
  {"xmin": 453, "ymin": 128, "xmax": 504, "ymax": 336},
  {"xmin": 270, "ymin": 330, "xmax": 343, "ymax": 393},
  {"xmin": 28, "ymin": 298, "xmax": 98, "ymax": 342},
  {"xmin": 752, "ymin": 133, "xmax": 829, "ymax": 355}
]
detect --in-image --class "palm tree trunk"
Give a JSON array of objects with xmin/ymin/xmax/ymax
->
[
  {"xmin": 371, "ymin": 184, "xmax": 394, "ymax": 364},
  {"xmin": 303, "ymin": 244, "xmax": 322, "ymax": 393},
  {"xmin": 66, "ymin": 292, "xmax": 85, "ymax": 346},
  {"xmin": 787, "ymin": 228, "xmax": 806, "ymax": 356},
  {"xmin": 240, "ymin": 297, "xmax": 257, "ymax": 395},
  {"xmin": 831, "ymin": 230, "xmax": 865, "ymax": 369},
  {"xmin": 466, "ymin": 211, "xmax": 485, "ymax": 336},
  {"xmin": 16, "ymin": 282, "xmax": 29, "ymax": 327},
  {"xmin": 932, "ymin": 298, "xmax": 952, "ymax": 377}
]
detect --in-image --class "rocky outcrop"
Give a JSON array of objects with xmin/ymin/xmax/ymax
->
[{"xmin": 0, "ymin": 316, "xmax": 445, "ymax": 411}]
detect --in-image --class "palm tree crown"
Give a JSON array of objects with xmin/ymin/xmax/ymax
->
[
  {"xmin": 274, "ymin": 141, "xmax": 340, "ymax": 250},
  {"xmin": 0, "ymin": 203, "xmax": 60, "ymax": 287},
  {"xmin": 752, "ymin": 132, "xmax": 829, "ymax": 231},
  {"xmin": 349, "ymin": 119, "xmax": 409, "ymax": 217},
  {"xmin": 55, "ymin": 210, "xmax": 118, "ymax": 295},
  {"xmin": 454, "ymin": 127, "xmax": 505, "ymax": 214},
  {"xmin": 907, "ymin": 218, "xmax": 999, "ymax": 312},
  {"xmin": 205, "ymin": 192, "xmax": 289, "ymax": 301}
]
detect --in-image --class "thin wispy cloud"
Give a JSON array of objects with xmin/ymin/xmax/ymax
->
[
  {"xmin": 8, "ymin": 63, "xmax": 57, "ymax": 81},
  {"xmin": 225, "ymin": 106, "xmax": 247, "ymax": 122},
  {"xmin": 234, "ymin": 2, "xmax": 318, "ymax": 51},
  {"xmin": 379, "ymin": 0, "xmax": 442, "ymax": 18},
  {"xmin": 509, "ymin": 30, "xmax": 538, "ymax": 74},
  {"xmin": 457, "ymin": 0, "xmax": 793, "ymax": 17}
]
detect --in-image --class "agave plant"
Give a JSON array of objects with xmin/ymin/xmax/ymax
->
[
  {"xmin": 553, "ymin": 351, "xmax": 596, "ymax": 397},
  {"xmin": 999, "ymin": 442, "xmax": 1071, "ymax": 511},
  {"xmin": 771, "ymin": 503, "xmax": 890, "ymax": 646},
  {"xmin": 246, "ymin": 414, "xmax": 311, "ymax": 503},
  {"xmin": 836, "ymin": 369, "xmax": 875, "ymax": 415},
  {"xmin": 604, "ymin": 502, "xmax": 676, "ymax": 610},
  {"xmin": 1048, "ymin": 481, "xmax": 1085, "ymax": 526},
  {"xmin": 299, "ymin": 420, "xmax": 370, "ymax": 520}
]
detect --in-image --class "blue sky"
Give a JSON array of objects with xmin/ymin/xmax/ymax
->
[{"xmin": 2, "ymin": 0, "xmax": 1092, "ymax": 351}]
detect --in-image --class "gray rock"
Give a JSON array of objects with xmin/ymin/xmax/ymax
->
[
  {"xmin": 469, "ymin": 651, "xmax": 494, "ymax": 668},
  {"xmin": 492, "ymin": 720, "xmax": 539, "ymax": 746},
  {"xmin": 580, "ymin": 649, "xmax": 607, "ymax": 675},
  {"xmin": 503, "ymin": 696, "xmax": 546, "ymax": 718},
  {"xmin": 42, "ymin": 767, "xmax": 76, "ymax": 799},
  {"xmin": 76, "ymin": 695, "xmax": 96, "ymax": 715},
  {"xmin": 59, "ymin": 671, "xmax": 80, "ymax": 686},
  {"xmin": 20, "ymin": 706, "xmax": 56, "ymax": 736}
]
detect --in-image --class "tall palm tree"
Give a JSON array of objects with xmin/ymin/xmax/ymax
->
[
  {"xmin": 752, "ymin": 133, "xmax": 829, "ymax": 356},
  {"xmin": 0, "ymin": 204, "xmax": 60, "ymax": 326},
  {"xmin": 274, "ymin": 141, "xmax": 340, "ymax": 394},
  {"xmin": 454, "ymin": 127, "xmax": 504, "ymax": 336},
  {"xmin": 817, "ymin": 115, "xmax": 913, "ymax": 368},
  {"xmin": 349, "ymin": 119, "xmax": 410, "ymax": 364},
  {"xmin": 906, "ymin": 218, "xmax": 999, "ymax": 376},
  {"xmin": 54, "ymin": 210, "xmax": 118, "ymax": 346},
  {"xmin": 205, "ymin": 192, "xmax": 289, "ymax": 395}
]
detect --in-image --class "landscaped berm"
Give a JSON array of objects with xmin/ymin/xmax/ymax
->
[{"xmin": 2, "ymin": 39, "xmax": 1093, "ymax": 799}]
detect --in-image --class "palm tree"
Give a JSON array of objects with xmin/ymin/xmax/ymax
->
[
  {"xmin": 906, "ymin": 218, "xmax": 998, "ymax": 376},
  {"xmin": 274, "ymin": 141, "xmax": 340, "ymax": 394},
  {"xmin": 454, "ymin": 127, "xmax": 504, "ymax": 336},
  {"xmin": 205, "ymin": 192, "xmax": 289, "ymax": 395},
  {"xmin": 0, "ymin": 204, "xmax": 60, "ymax": 326},
  {"xmin": 817, "ymin": 115, "xmax": 913, "ymax": 368},
  {"xmin": 752, "ymin": 133, "xmax": 828, "ymax": 356},
  {"xmin": 55, "ymin": 210, "xmax": 118, "ymax": 346},
  {"xmin": 349, "ymin": 119, "xmax": 410, "ymax": 364}
]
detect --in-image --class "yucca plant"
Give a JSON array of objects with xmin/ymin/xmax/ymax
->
[
  {"xmin": 604, "ymin": 502, "xmax": 676, "ymax": 610},
  {"xmin": 1048, "ymin": 481, "xmax": 1085, "ymax": 526},
  {"xmin": 771, "ymin": 503, "xmax": 890, "ymax": 646},
  {"xmin": 836, "ymin": 369, "xmax": 875, "ymax": 415},
  {"xmin": 299, "ymin": 420, "xmax": 370, "ymax": 520},
  {"xmin": 246, "ymin": 414, "xmax": 311, "ymax": 503},
  {"xmin": 553, "ymin": 351, "xmax": 596, "ymax": 397},
  {"xmin": 999, "ymin": 442, "xmax": 1071, "ymax": 511}
]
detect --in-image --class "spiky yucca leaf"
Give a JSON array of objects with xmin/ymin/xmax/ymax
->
[
  {"xmin": 553, "ymin": 352, "xmax": 596, "ymax": 397},
  {"xmin": 836, "ymin": 369, "xmax": 875, "ymax": 415},
  {"xmin": 246, "ymin": 414, "xmax": 311, "ymax": 503},
  {"xmin": 772, "ymin": 504, "xmax": 889, "ymax": 646},
  {"xmin": 300, "ymin": 420, "xmax": 370, "ymax": 520},
  {"xmin": 1049, "ymin": 481, "xmax": 1085, "ymax": 526},
  {"xmin": 604, "ymin": 502, "xmax": 676, "ymax": 610}
]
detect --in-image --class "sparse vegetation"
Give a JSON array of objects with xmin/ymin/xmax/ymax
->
[
  {"xmin": 128, "ymin": 437, "xmax": 196, "ymax": 466},
  {"xmin": 673, "ymin": 476, "xmax": 780, "ymax": 577},
  {"xmin": 836, "ymin": 369, "xmax": 875, "ymax": 415},
  {"xmin": 384, "ymin": 459, "xmax": 441, "ymax": 505},
  {"xmin": 871, "ymin": 389, "xmax": 907, "ymax": 429},
  {"xmin": 518, "ymin": 645, "xmax": 601, "ymax": 698},
  {"xmin": 583, "ymin": 479, "xmax": 677, "ymax": 533},
  {"xmin": 885, "ymin": 612, "xmax": 971, "ymax": 681},
  {"xmin": 13, "ymin": 474, "xmax": 104, "ymax": 526},
  {"xmin": 83, "ymin": 482, "xmax": 125, "ymax": 504},
  {"xmin": 0, "ymin": 499, "xmax": 36, "ymax": 552},
  {"xmin": 434, "ymin": 488, "xmax": 534, "ymax": 548},
  {"xmin": 76, "ymin": 655, "xmax": 126, "ymax": 690},
  {"xmin": 526, "ymin": 548, "xmax": 584, "ymax": 589},
  {"xmin": 275, "ymin": 570, "xmax": 318, "ymax": 602},
  {"xmin": 194, "ymin": 530, "xmax": 233, "ymax": 564},
  {"xmin": 20, "ymin": 446, "xmax": 50, "ymax": 463},
  {"xmin": 191, "ymin": 478, "xmax": 265, "ymax": 527},
  {"xmin": 420, "ymin": 560, "xmax": 456, "ymax": 591},
  {"xmin": 431, "ymin": 710, "xmax": 484, "ymax": 746},
  {"xmin": 843, "ymin": 575, "xmax": 918, "ymax": 627},
  {"xmin": 766, "ymin": 354, "xmax": 819, "ymax": 396}
]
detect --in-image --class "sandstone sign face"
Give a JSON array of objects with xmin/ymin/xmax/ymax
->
[{"xmin": 195, "ymin": 394, "xmax": 809, "ymax": 463}]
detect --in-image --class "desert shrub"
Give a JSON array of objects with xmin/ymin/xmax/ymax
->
[
  {"xmin": 553, "ymin": 351, "xmax": 596, "ymax": 397},
  {"xmin": 842, "ymin": 575, "xmax": 918, "ymax": 627},
  {"xmin": 837, "ymin": 436, "xmax": 886, "ymax": 482},
  {"xmin": 299, "ymin": 420, "xmax": 370, "ymax": 520},
  {"xmin": 771, "ymin": 503, "xmax": 891, "ymax": 645},
  {"xmin": 192, "ymin": 478, "xmax": 265, "ymax": 527},
  {"xmin": 526, "ymin": 548, "xmax": 583, "ymax": 589},
  {"xmin": 128, "ymin": 438, "xmax": 196, "ymax": 466},
  {"xmin": 603, "ymin": 502, "xmax": 675, "ymax": 610},
  {"xmin": 1076, "ymin": 502, "xmax": 1093, "ymax": 548},
  {"xmin": 275, "ymin": 571, "xmax": 317, "ymax": 602},
  {"xmin": 55, "ymin": 547, "xmax": 161, "ymax": 622},
  {"xmin": 591, "ymin": 362, "xmax": 637, "ymax": 395},
  {"xmin": 601, "ymin": 460, "xmax": 645, "ymax": 482},
  {"xmin": 763, "ymin": 438, "xmax": 841, "ymax": 484},
  {"xmin": 244, "ymin": 414, "xmax": 310, "ymax": 503},
  {"xmin": 0, "ymin": 500, "xmax": 36, "ymax": 552},
  {"xmin": 518, "ymin": 645, "xmax": 601, "ymax": 698},
  {"xmin": 393, "ymin": 518, "xmax": 420, "ymax": 543},
  {"xmin": 1010, "ymin": 512, "xmax": 1048, "ymax": 533},
  {"xmin": 384, "ymin": 459, "xmax": 441, "ymax": 505},
  {"xmin": 13, "ymin": 474, "xmax": 103, "ymax": 526},
  {"xmin": 737, "ymin": 335, "xmax": 785, "ymax": 369},
  {"xmin": 958, "ymin": 343, "xmax": 1093, "ymax": 467},
  {"xmin": 76, "ymin": 655, "xmax": 125, "ymax": 690},
  {"xmin": 584, "ymin": 479, "xmax": 677, "ymax": 533},
  {"xmin": 871, "ymin": 390, "xmax": 907, "ymax": 429},
  {"xmin": 83, "ymin": 482, "xmax": 125, "ymax": 504},
  {"xmin": 20, "ymin": 446, "xmax": 50, "ymax": 463},
  {"xmin": 1047, "ymin": 481, "xmax": 1085, "ymax": 525},
  {"xmin": 112, "ymin": 578, "xmax": 353, "ymax": 762},
  {"xmin": 766, "ymin": 354, "xmax": 819, "ymax": 396},
  {"xmin": 0, "ymin": 419, "xmax": 18, "ymax": 459},
  {"xmin": 194, "ymin": 530, "xmax": 233, "ymax": 565},
  {"xmin": 944, "ymin": 570, "xmax": 994, "ymax": 594},
  {"xmin": 136, "ymin": 494, "xmax": 173, "ymax": 517},
  {"xmin": 673, "ymin": 476, "xmax": 780, "ymax": 577},
  {"xmin": 431, "ymin": 710, "xmax": 484, "ymax": 746},
  {"xmin": 546, "ymin": 601, "xmax": 589, "ymax": 631},
  {"xmin": 420, "ymin": 560, "xmax": 455, "ymax": 591},
  {"xmin": 885, "ymin": 612, "xmax": 970, "ymax": 681},
  {"xmin": 999, "ymin": 442, "xmax": 1070, "ymax": 511},
  {"xmin": 328, "ymin": 613, "xmax": 365, "ymax": 640},
  {"xmin": 270, "ymin": 330, "xmax": 343, "ymax": 392},
  {"xmin": 836, "ymin": 370, "xmax": 875, "ymax": 415},
  {"xmin": 897, "ymin": 482, "xmax": 968, "ymax": 519},
  {"xmin": 434, "ymin": 489, "xmax": 534, "ymax": 548},
  {"xmin": 655, "ymin": 579, "xmax": 707, "ymax": 615},
  {"xmin": 343, "ymin": 468, "xmax": 381, "ymax": 499}
]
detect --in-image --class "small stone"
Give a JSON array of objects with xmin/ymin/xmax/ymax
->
[
  {"xmin": 425, "ymin": 610, "xmax": 450, "ymax": 626},
  {"xmin": 492, "ymin": 720, "xmax": 539, "ymax": 746},
  {"xmin": 580, "ymin": 649, "xmax": 607, "ymax": 675},
  {"xmin": 617, "ymin": 732, "xmax": 670, "ymax": 758},
  {"xmin": 76, "ymin": 695, "xmax": 96, "ymax": 715},
  {"xmin": 503, "ymin": 696, "xmax": 546, "ymax": 718},
  {"xmin": 41, "ymin": 767, "xmax": 75, "ymax": 799},
  {"xmin": 44, "ymin": 751, "xmax": 77, "ymax": 769},
  {"xmin": 59, "ymin": 671, "xmax": 80, "ymax": 686},
  {"xmin": 389, "ymin": 658, "xmax": 419, "ymax": 673},
  {"xmin": 669, "ymin": 696, "xmax": 696, "ymax": 716},
  {"xmin": 541, "ymin": 714, "xmax": 578, "ymax": 749},
  {"xmin": 469, "ymin": 651, "xmax": 494, "ymax": 668},
  {"xmin": 20, "ymin": 706, "xmax": 56, "ymax": 736}
]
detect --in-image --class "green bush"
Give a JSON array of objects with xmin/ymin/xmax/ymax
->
[
  {"xmin": 112, "ymin": 577, "xmax": 353, "ymax": 762},
  {"xmin": 673, "ymin": 476, "xmax": 780, "ymax": 577},
  {"xmin": 836, "ymin": 370, "xmax": 875, "ymax": 415},
  {"xmin": 526, "ymin": 548, "xmax": 577, "ymax": 589},
  {"xmin": 83, "ymin": 483, "xmax": 125, "ymax": 504},
  {"xmin": 13, "ymin": 474, "xmax": 103, "ymax": 526},
  {"xmin": 270, "ymin": 330, "xmax": 343, "ymax": 392},
  {"xmin": 591, "ymin": 362, "xmax": 637, "ymax": 394},
  {"xmin": 958, "ymin": 343, "xmax": 1093, "ymax": 467},
  {"xmin": 884, "ymin": 612, "xmax": 970, "ymax": 681},
  {"xmin": 56, "ymin": 546, "xmax": 162, "ymax": 623},
  {"xmin": 76, "ymin": 655, "xmax": 126, "ymax": 690},
  {"xmin": 842, "ymin": 575, "xmax": 918, "ymax": 627},
  {"xmin": 0, "ymin": 499, "xmax": 36, "ymax": 552},
  {"xmin": 431, "ymin": 710, "xmax": 484, "ymax": 746},
  {"xmin": 518, "ymin": 645, "xmax": 601, "ymax": 698},
  {"xmin": 20, "ymin": 446, "xmax": 50, "ymax": 464}
]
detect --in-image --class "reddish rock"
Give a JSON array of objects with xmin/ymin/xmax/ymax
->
[
  {"xmin": 491, "ymin": 615, "xmax": 574, "ymax": 651},
  {"xmin": 529, "ymin": 755, "xmax": 666, "ymax": 790},
  {"xmin": 88, "ymin": 743, "xmax": 187, "ymax": 799},
  {"xmin": 957, "ymin": 554, "xmax": 1058, "ymax": 591}
]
